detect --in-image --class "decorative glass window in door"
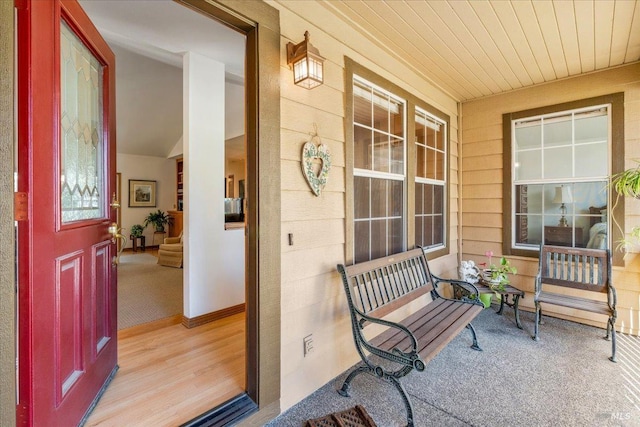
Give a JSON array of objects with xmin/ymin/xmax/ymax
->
[{"xmin": 60, "ymin": 21, "xmax": 104, "ymax": 222}]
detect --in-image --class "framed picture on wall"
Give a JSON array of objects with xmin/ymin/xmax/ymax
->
[{"xmin": 129, "ymin": 179, "xmax": 156, "ymax": 207}]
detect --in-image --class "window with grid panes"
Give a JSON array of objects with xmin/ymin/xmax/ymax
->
[
  {"xmin": 352, "ymin": 77, "xmax": 406, "ymax": 263},
  {"xmin": 512, "ymin": 105, "xmax": 610, "ymax": 250},
  {"xmin": 415, "ymin": 109, "xmax": 446, "ymax": 250}
]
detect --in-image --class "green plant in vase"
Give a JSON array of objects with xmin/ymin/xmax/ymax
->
[
  {"xmin": 143, "ymin": 210, "xmax": 171, "ymax": 232},
  {"xmin": 130, "ymin": 224, "xmax": 145, "ymax": 237},
  {"xmin": 483, "ymin": 252, "xmax": 517, "ymax": 294}
]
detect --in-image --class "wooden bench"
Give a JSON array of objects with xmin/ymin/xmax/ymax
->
[
  {"xmin": 336, "ymin": 248, "xmax": 484, "ymax": 427},
  {"xmin": 533, "ymin": 245, "xmax": 617, "ymax": 362}
]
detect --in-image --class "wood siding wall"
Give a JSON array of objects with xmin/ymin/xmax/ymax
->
[
  {"xmin": 461, "ymin": 63, "xmax": 640, "ymax": 336},
  {"xmin": 269, "ymin": 1, "xmax": 461, "ymax": 410}
]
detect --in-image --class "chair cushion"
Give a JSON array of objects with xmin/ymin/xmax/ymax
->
[{"xmin": 159, "ymin": 243, "xmax": 183, "ymax": 252}]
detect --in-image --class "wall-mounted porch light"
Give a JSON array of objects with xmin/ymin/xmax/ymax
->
[{"xmin": 286, "ymin": 31, "xmax": 325, "ymax": 89}]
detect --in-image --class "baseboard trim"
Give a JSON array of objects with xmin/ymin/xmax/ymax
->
[
  {"xmin": 182, "ymin": 304, "xmax": 245, "ymax": 329},
  {"xmin": 118, "ymin": 314, "xmax": 183, "ymax": 339}
]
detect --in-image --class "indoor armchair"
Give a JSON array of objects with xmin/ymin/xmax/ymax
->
[{"xmin": 157, "ymin": 232, "xmax": 183, "ymax": 268}]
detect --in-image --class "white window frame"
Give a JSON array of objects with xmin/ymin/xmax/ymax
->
[
  {"xmin": 511, "ymin": 104, "xmax": 611, "ymax": 251},
  {"xmin": 415, "ymin": 107, "xmax": 447, "ymax": 252},
  {"xmin": 352, "ymin": 75, "xmax": 407, "ymax": 262}
]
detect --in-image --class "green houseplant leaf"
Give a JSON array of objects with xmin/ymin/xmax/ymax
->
[
  {"xmin": 611, "ymin": 159, "xmax": 640, "ymax": 198},
  {"xmin": 610, "ymin": 159, "xmax": 640, "ymax": 252},
  {"xmin": 143, "ymin": 210, "xmax": 171, "ymax": 232},
  {"xmin": 130, "ymin": 224, "xmax": 144, "ymax": 237},
  {"xmin": 486, "ymin": 257, "xmax": 517, "ymax": 294}
]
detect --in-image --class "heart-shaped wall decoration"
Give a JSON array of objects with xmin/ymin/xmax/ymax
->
[{"xmin": 302, "ymin": 141, "xmax": 331, "ymax": 196}]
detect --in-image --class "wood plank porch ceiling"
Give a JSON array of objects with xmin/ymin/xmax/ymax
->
[{"xmin": 315, "ymin": 0, "xmax": 640, "ymax": 102}]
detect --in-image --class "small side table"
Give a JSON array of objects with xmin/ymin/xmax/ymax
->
[
  {"xmin": 130, "ymin": 235, "xmax": 145, "ymax": 252},
  {"xmin": 452, "ymin": 281, "xmax": 525, "ymax": 329},
  {"xmin": 476, "ymin": 281, "xmax": 525, "ymax": 329}
]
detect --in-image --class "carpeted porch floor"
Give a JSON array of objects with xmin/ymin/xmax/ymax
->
[{"xmin": 267, "ymin": 307, "xmax": 640, "ymax": 427}]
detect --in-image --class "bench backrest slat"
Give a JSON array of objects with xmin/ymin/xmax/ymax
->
[
  {"xmin": 540, "ymin": 245, "xmax": 610, "ymax": 293},
  {"xmin": 338, "ymin": 248, "xmax": 435, "ymax": 319}
]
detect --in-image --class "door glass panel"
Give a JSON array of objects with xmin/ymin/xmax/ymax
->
[{"xmin": 60, "ymin": 21, "xmax": 104, "ymax": 223}]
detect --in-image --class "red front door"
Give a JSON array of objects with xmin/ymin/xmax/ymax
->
[{"xmin": 17, "ymin": 0, "xmax": 117, "ymax": 425}]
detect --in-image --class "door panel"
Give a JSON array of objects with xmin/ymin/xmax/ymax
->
[
  {"xmin": 93, "ymin": 242, "xmax": 111, "ymax": 354},
  {"xmin": 17, "ymin": 0, "xmax": 117, "ymax": 425},
  {"xmin": 56, "ymin": 252, "xmax": 84, "ymax": 405}
]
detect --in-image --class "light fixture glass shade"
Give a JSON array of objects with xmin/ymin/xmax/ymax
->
[
  {"xmin": 287, "ymin": 31, "xmax": 325, "ymax": 89},
  {"xmin": 293, "ymin": 55, "xmax": 323, "ymax": 89}
]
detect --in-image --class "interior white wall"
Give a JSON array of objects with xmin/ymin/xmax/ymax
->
[
  {"xmin": 225, "ymin": 81, "xmax": 244, "ymax": 140},
  {"xmin": 167, "ymin": 136, "xmax": 183, "ymax": 160},
  {"xmin": 112, "ymin": 44, "xmax": 182, "ymax": 157},
  {"xmin": 117, "ymin": 153, "xmax": 176, "ymax": 248},
  {"xmin": 183, "ymin": 52, "xmax": 245, "ymax": 318}
]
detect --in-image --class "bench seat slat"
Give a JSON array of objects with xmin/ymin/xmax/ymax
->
[
  {"xmin": 369, "ymin": 298, "xmax": 451, "ymax": 349},
  {"xmin": 414, "ymin": 303, "xmax": 482, "ymax": 363},
  {"xmin": 370, "ymin": 299, "xmax": 482, "ymax": 362},
  {"xmin": 537, "ymin": 291, "xmax": 612, "ymax": 316}
]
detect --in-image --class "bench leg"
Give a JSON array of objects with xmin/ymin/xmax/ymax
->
[
  {"xmin": 466, "ymin": 323, "xmax": 482, "ymax": 351},
  {"xmin": 337, "ymin": 365, "xmax": 370, "ymax": 397},
  {"xmin": 338, "ymin": 364, "xmax": 416, "ymax": 427},
  {"xmin": 608, "ymin": 317, "xmax": 617, "ymax": 363},
  {"xmin": 388, "ymin": 375, "xmax": 416, "ymax": 427},
  {"xmin": 496, "ymin": 295, "xmax": 505, "ymax": 315},
  {"xmin": 513, "ymin": 295, "xmax": 523, "ymax": 329},
  {"xmin": 533, "ymin": 302, "xmax": 541, "ymax": 341}
]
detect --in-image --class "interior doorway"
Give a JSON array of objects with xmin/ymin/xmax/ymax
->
[
  {"xmin": 79, "ymin": 0, "xmax": 253, "ymax": 424},
  {"xmin": 8, "ymin": 0, "xmax": 279, "ymax": 425}
]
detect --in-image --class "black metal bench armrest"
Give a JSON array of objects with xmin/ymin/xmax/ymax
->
[
  {"xmin": 609, "ymin": 285, "xmax": 617, "ymax": 311},
  {"xmin": 433, "ymin": 275, "xmax": 481, "ymax": 304},
  {"xmin": 534, "ymin": 273, "xmax": 542, "ymax": 296},
  {"xmin": 355, "ymin": 309, "xmax": 418, "ymax": 351},
  {"xmin": 349, "ymin": 309, "xmax": 422, "ymax": 368}
]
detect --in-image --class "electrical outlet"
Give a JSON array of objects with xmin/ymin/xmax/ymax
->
[{"xmin": 303, "ymin": 334, "xmax": 314, "ymax": 356}]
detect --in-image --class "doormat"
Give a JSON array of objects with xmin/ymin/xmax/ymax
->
[{"xmin": 304, "ymin": 405, "xmax": 377, "ymax": 427}]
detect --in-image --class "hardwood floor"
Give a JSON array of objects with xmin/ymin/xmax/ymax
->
[{"xmin": 85, "ymin": 313, "xmax": 246, "ymax": 426}]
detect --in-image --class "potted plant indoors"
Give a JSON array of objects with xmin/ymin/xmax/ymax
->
[
  {"xmin": 130, "ymin": 224, "xmax": 145, "ymax": 237},
  {"xmin": 143, "ymin": 209, "xmax": 171, "ymax": 232}
]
